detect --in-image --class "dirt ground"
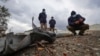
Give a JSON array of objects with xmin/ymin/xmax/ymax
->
[{"xmin": 13, "ymin": 30, "xmax": 100, "ymax": 56}]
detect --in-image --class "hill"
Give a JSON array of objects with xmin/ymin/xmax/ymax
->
[{"xmin": 90, "ymin": 24, "xmax": 100, "ymax": 30}]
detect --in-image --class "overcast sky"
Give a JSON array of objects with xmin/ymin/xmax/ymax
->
[{"xmin": 0, "ymin": 0, "xmax": 100, "ymax": 33}]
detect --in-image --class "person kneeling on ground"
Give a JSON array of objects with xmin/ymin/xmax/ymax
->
[
  {"xmin": 67, "ymin": 11, "xmax": 89, "ymax": 36},
  {"xmin": 49, "ymin": 16, "xmax": 56, "ymax": 32}
]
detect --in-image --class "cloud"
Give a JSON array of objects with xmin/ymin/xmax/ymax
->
[
  {"xmin": 88, "ymin": 0, "xmax": 100, "ymax": 8},
  {"xmin": 7, "ymin": 19, "xmax": 32, "ymax": 33},
  {"xmin": 0, "ymin": 0, "xmax": 100, "ymax": 33}
]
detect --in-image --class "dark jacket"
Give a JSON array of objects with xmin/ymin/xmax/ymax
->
[
  {"xmin": 68, "ymin": 14, "xmax": 85, "ymax": 27},
  {"xmin": 49, "ymin": 19, "xmax": 56, "ymax": 27},
  {"xmin": 38, "ymin": 12, "xmax": 47, "ymax": 23}
]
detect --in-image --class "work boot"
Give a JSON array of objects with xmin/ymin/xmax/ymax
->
[
  {"xmin": 73, "ymin": 32, "xmax": 77, "ymax": 36},
  {"xmin": 78, "ymin": 28, "xmax": 85, "ymax": 36},
  {"xmin": 78, "ymin": 32, "xmax": 84, "ymax": 36}
]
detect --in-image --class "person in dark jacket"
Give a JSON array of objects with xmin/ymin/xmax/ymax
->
[
  {"xmin": 49, "ymin": 16, "xmax": 56, "ymax": 32},
  {"xmin": 38, "ymin": 9, "xmax": 47, "ymax": 30},
  {"xmin": 67, "ymin": 11, "xmax": 89, "ymax": 35}
]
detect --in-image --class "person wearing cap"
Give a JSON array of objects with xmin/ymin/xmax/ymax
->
[
  {"xmin": 38, "ymin": 9, "xmax": 47, "ymax": 30},
  {"xmin": 67, "ymin": 11, "xmax": 89, "ymax": 36},
  {"xmin": 49, "ymin": 16, "xmax": 56, "ymax": 32}
]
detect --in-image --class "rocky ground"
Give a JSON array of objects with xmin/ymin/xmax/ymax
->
[{"xmin": 13, "ymin": 30, "xmax": 100, "ymax": 56}]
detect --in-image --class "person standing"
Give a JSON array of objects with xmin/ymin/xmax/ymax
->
[
  {"xmin": 38, "ymin": 9, "xmax": 47, "ymax": 30},
  {"xmin": 67, "ymin": 11, "xmax": 89, "ymax": 36},
  {"xmin": 49, "ymin": 16, "xmax": 56, "ymax": 32}
]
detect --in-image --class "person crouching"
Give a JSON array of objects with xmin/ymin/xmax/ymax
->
[{"xmin": 67, "ymin": 11, "xmax": 89, "ymax": 36}]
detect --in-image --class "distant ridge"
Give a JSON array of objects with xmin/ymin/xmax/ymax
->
[{"xmin": 90, "ymin": 24, "xmax": 100, "ymax": 30}]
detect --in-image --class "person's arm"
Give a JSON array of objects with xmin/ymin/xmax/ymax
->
[
  {"xmin": 80, "ymin": 17, "xmax": 85, "ymax": 22},
  {"xmin": 68, "ymin": 17, "xmax": 75, "ymax": 26},
  {"xmin": 38, "ymin": 13, "xmax": 41, "ymax": 20},
  {"xmin": 54, "ymin": 20, "xmax": 56, "ymax": 24},
  {"xmin": 45, "ymin": 14, "xmax": 47, "ymax": 19},
  {"xmin": 43, "ymin": 13, "xmax": 47, "ymax": 19},
  {"xmin": 49, "ymin": 20, "xmax": 51, "ymax": 24},
  {"xmin": 78, "ymin": 14, "xmax": 85, "ymax": 22}
]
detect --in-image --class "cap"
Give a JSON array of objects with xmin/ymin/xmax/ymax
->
[{"xmin": 71, "ymin": 11, "xmax": 76, "ymax": 15}]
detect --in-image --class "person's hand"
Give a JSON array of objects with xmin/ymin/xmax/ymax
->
[
  {"xmin": 79, "ymin": 18, "xmax": 83, "ymax": 22},
  {"xmin": 75, "ymin": 21, "xmax": 80, "ymax": 24}
]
